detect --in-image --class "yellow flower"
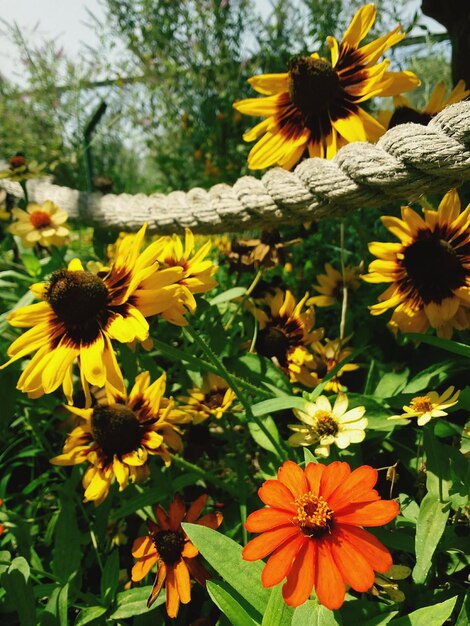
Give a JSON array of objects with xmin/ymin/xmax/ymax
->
[
  {"xmin": 311, "ymin": 336, "xmax": 360, "ymax": 392},
  {"xmin": 309, "ymin": 263, "xmax": 362, "ymax": 307},
  {"xmin": 254, "ymin": 290, "xmax": 323, "ymax": 387},
  {"xmin": 178, "ymin": 372, "xmax": 236, "ymax": 424},
  {"xmin": 143, "ymin": 228, "xmax": 217, "ymax": 325},
  {"xmin": 50, "ymin": 371, "xmax": 189, "ymax": 505},
  {"xmin": 233, "ymin": 4, "xmax": 419, "ymax": 169},
  {"xmin": 0, "ymin": 225, "xmax": 186, "ymax": 403},
  {"xmin": 388, "ymin": 386, "xmax": 460, "ymax": 426},
  {"xmin": 363, "ymin": 189, "xmax": 470, "ymax": 338},
  {"xmin": 377, "ymin": 80, "xmax": 470, "ymax": 129},
  {"xmin": 288, "ymin": 393, "xmax": 367, "ymax": 456},
  {"xmin": 8, "ymin": 200, "xmax": 70, "ymax": 248}
]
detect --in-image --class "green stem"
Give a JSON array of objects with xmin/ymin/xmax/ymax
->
[
  {"xmin": 224, "ymin": 267, "xmax": 264, "ymax": 330},
  {"xmin": 339, "ymin": 221, "xmax": 348, "ymax": 340},
  {"xmin": 183, "ymin": 326, "xmax": 287, "ymax": 461},
  {"xmin": 171, "ymin": 454, "xmax": 237, "ymax": 496}
]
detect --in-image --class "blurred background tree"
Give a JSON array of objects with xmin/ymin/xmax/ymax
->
[{"xmin": 0, "ymin": 0, "xmax": 459, "ymax": 195}]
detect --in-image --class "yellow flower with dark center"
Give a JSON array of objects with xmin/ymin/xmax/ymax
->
[
  {"xmin": 311, "ymin": 336, "xmax": 360, "ymax": 392},
  {"xmin": 50, "ymin": 371, "xmax": 189, "ymax": 505},
  {"xmin": 143, "ymin": 228, "xmax": 217, "ymax": 325},
  {"xmin": 309, "ymin": 263, "xmax": 362, "ymax": 307},
  {"xmin": 234, "ymin": 4, "xmax": 419, "ymax": 169},
  {"xmin": 288, "ymin": 393, "xmax": 367, "ymax": 456},
  {"xmin": 363, "ymin": 189, "xmax": 470, "ymax": 338},
  {"xmin": 254, "ymin": 290, "xmax": 323, "ymax": 387},
  {"xmin": 0, "ymin": 225, "xmax": 186, "ymax": 402},
  {"xmin": 178, "ymin": 372, "xmax": 236, "ymax": 424},
  {"xmin": 388, "ymin": 386, "xmax": 460, "ymax": 426},
  {"xmin": 378, "ymin": 80, "xmax": 470, "ymax": 129},
  {"xmin": 8, "ymin": 200, "xmax": 70, "ymax": 248}
]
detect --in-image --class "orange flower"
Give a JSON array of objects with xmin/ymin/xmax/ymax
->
[
  {"xmin": 242, "ymin": 460, "xmax": 398, "ymax": 610},
  {"xmin": 131, "ymin": 494, "xmax": 223, "ymax": 618}
]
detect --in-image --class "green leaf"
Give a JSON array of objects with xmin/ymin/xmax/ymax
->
[
  {"xmin": 455, "ymin": 592, "xmax": 469, "ymax": 626},
  {"xmin": 251, "ymin": 396, "xmax": 307, "ymax": 417},
  {"xmin": 413, "ymin": 493, "xmax": 450, "ymax": 584},
  {"xmin": 101, "ymin": 549, "xmax": 119, "ymax": 605},
  {"xmin": 20, "ymin": 252, "xmax": 42, "ymax": 278},
  {"xmin": 405, "ymin": 333, "xmax": 470, "ymax": 358},
  {"xmin": 52, "ymin": 492, "xmax": 81, "ymax": 582},
  {"xmin": 248, "ymin": 416, "xmax": 282, "ymax": 454},
  {"xmin": 182, "ymin": 523, "xmax": 270, "ymax": 616},
  {"xmin": 292, "ymin": 601, "xmax": 342, "ymax": 626},
  {"xmin": 228, "ymin": 353, "xmax": 292, "ymax": 396},
  {"xmin": 390, "ymin": 596, "xmax": 457, "ymax": 626},
  {"xmin": 110, "ymin": 586, "xmax": 165, "ymax": 619},
  {"xmin": 207, "ymin": 580, "xmax": 260, "ymax": 626},
  {"xmin": 261, "ymin": 585, "xmax": 294, "ymax": 626},
  {"xmin": 74, "ymin": 606, "xmax": 108, "ymax": 626},
  {"xmin": 0, "ymin": 557, "xmax": 36, "ymax": 626},
  {"xmin": 209, "ymin": 286, "xmax": 247, "ymax": 305},
  {"xmin": 403, "ymin": 360, "xmax": 458, "ymax": 394},
  {"xmin": 362, "ymin": 612, "xmax": 399, "ymax": 626},
  {"xmin": 423, "ymin": 425, "xmax": 452, "ymax": 501},
  {"xmin": 374, "ymin": 370, "xmax": 409, "ymax": 398},
  {"xmin": 303, "ymin": 448, "xmax": 318, "ymax": 465}
]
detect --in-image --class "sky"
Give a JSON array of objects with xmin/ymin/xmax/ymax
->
[{"xmin": 0, "ymin": 0, "xmax": 446, "ymax": 86}]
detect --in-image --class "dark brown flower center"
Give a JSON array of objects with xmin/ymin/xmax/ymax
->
[
  {"xmin": 293, "ymin": 492, "xmax": 333, "ymax": 538},
  {"xmin": 46, "ymin": 269, "xmax": 109, "ymax": 327},
  {"xmin": 152, "ymin": 530, "xmax": 185, "ymax": 564},
  {"xmin": 29, "ymin": 210, "xmax": 52, "ymax": 229},
  {"xmin": 388, "ymin": 106, "xmax": 432, "ymax": 129},
  {"xmin": 256, "ymin": 326, "xmax": 290, "ymax": 365},
  {"xmin": 288, "ymin": 56, "xmax": 342, "ymax": 116},
  {"xmin": 315, "ymin": 410, "xmax": 339, "ymax": 437},
  {"xmin": 92, "ymin": 403, "xmax": 142, "ymax": 458},
  {"xmin": 403, "ymin": 232, "xmax": 465, "ymax": 303},
  {"xmin": 205, "ymin": 390, "xmax": 225, "ymax": 410}
]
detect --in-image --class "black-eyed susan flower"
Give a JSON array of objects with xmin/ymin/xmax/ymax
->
[
  {"xmin": 388, "ymin": 386, "xmax": 460, "ymax": 426},
  {"xmin": 378, "ymin": 80, "xmax": 470, "ymax": 129},
  {"xmin": 0, "ymin": 225, "xmax": 185, "ymax": 402},
  {"xmin": 178, "ymin": 372, "xmax": 236, "ymax": 424},
  {"xmin": 288, "ymin": 393, "xmax": 367, "ymax": 456},
  {"xmin": 363, "ymin": 189, "xmax": 470, "ymax": 338},
  {"xmin": 243, "ymin": 460, "xmax": 398, "ymax": 609},
  {"xmin": 254, "ymin": 290, "xmax": 323, "ymax": 387},
  {"xmin": 8, "ymin": 200, "xmax": 70, "ymax": 248},
  {"xmin": 309, "ymin": 263, "xmax": 361, "ymax": 307},
  {"xmin": 233, "ymin": 4, "xmax": 419, "ymax": 169},
  {"xmin": 142, "ymin": 228, "xmax": 217, "ymax": 325},
  {"xmin": 311, "ymin": 336, "xmax": 360, "ymax": 392},
  {"xmin": 131, "ymin": 494, "xmax": 223, "ymax": 618},
  {"xmin": 50, "ymin": 372, "xmax": 189, "ymax": 504}
]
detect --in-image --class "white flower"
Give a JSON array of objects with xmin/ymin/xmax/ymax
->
[
  {"xmin": 8, "ymin": 200, "xmax": 69, "ymax": 248},
  {"xmin": 288, "ymin": 392, "xmax": 367, "ymax": 457},
  {"xmin": 388, "ymin": 386, "xmax": 460, "ymax": 426}
]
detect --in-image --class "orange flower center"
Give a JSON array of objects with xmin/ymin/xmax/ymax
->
[
  {"xmin": 29, "ymin": 210, "xmax": 52, "ymax": 229},
  {"xmin": 152, "ymin": 530, "xmax": 185, "ymax": 564},
  {"xmin": 293, "ymin": 492, "xmax": 333, "ymax": 538},
  {"xmin": 410, "ymin": 396, "xmax": 433, "ymax": 413},
  {"xmin": 315, "ymin": 410, "xmax": 339, "ymax": 437}
]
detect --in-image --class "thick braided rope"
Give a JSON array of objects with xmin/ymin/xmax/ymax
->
[{"xmin": 9, "ymin": 101, "xmax": 470, "ymax": 234}]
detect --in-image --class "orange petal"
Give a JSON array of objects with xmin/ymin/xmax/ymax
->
[
  {"xmin": 262, "ymin": 534, "xmax": 306, "ymax": 588},
  {"xmin": 147, "ymin": 563, "xmax": 167, "ymax": 608},
  {"xmin": 335, "ymin": 499, "xmax": 399, "ymax": 526},
  {"xmin": 327, "ymin": 531, "xmax": 374, "ymax": 592},
  {"xmin": 242, "ymin": 526, "xmax": 299, "ymax": 561},
  {"xmin": 132, "ymin": 535, "xmax": 157, "ymax": 559},
  {"xmin": 195, "ymin": 511, "xmax": 223, "ymax": 530},
  {"xmin": 245, "ymin": 507, "xmax": 293, "ymax": 533},
  {"xmin": 165, "ymin": 564, "xmax": 180, "ymax": 618},
  {"xmin": 182, "ymin": 541, "xmax": 199, "ymax": 558},
  {"xmin": 185, "ymin": 556, "xmax": 210, "ymax": 587},
  {"xmin": 185, "ymin": 494, "xmax": 208, "ymax": 523},
  {"xmin": 282, "ymin": 539, "xmax": 316, "ymax": 607},
  {"xmin": 314, "ymin": 540, "xmax": 346, "ymax": 610},
  {"xmin": 258, "ymin": 480, "xmax": 296, "ymax": 512},
  {"xmin": 327, "ymin": 465, "xmax": 379, "ymax": 510},
  {"xmin": 168, "ymin": 495, "xmax": 186, "ymax": 530},
  {"xmin": 155, "ymin": 504, "xmax": 170, "ymax": 530},
  {"xmin": 319, "ymin": 462, "xmax": 351, "ymax": 500},
  {"xmin": 277, "ymin": 460, "xmax": 309, "ymax": 499},
  {"xmin": 131, "ymin": 555, "xmax": 158, "ymax": 582},
  {"xmin": 336, "ymin": 524, "xmax": 392, "ymax": 572},
  {"xmin": 305, "ymin": 462, "xmax": 325, "ymax": 496},
  {"xmin": 174, "ymin": 558, "xmax": 191, "ymax": 604}
]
